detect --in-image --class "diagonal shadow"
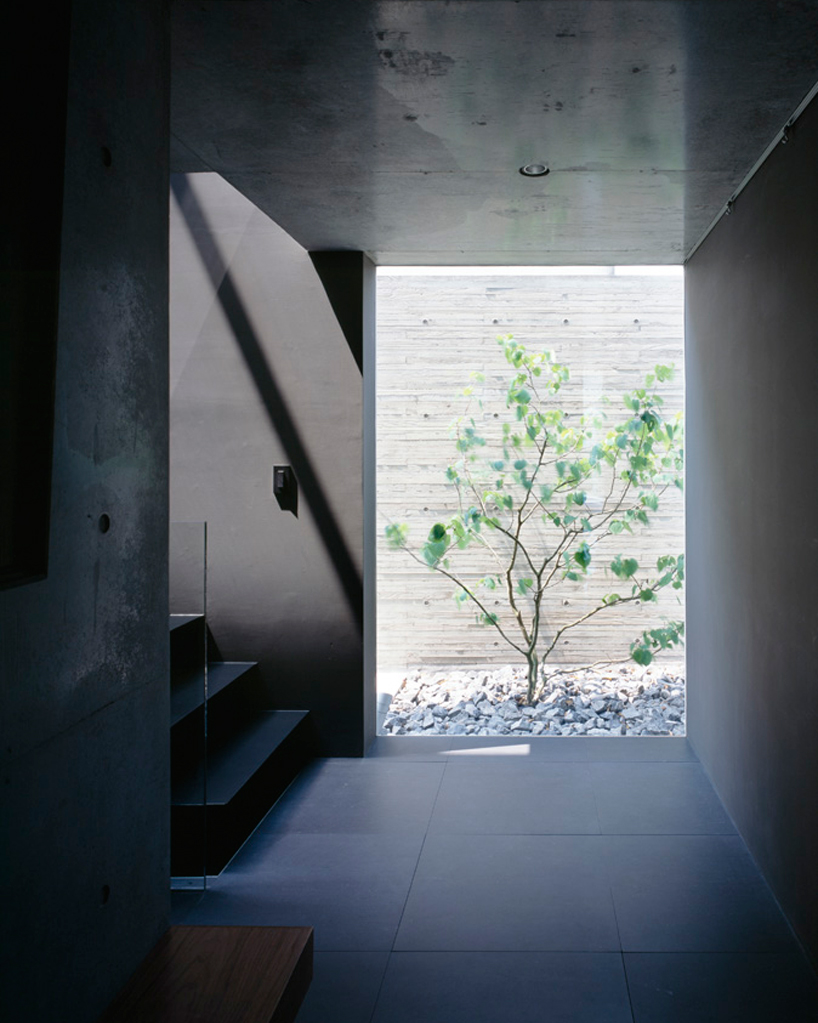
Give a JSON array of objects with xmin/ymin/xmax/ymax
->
[
  {"xmin": 171, "ymin": 176, "xmax": 363, "ymax": 633},
  {"xmin": 308, "ymin": 251, "xmax": 364, "ymax": 374}
]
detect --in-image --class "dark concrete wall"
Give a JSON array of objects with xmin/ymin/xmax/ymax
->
[
  {"xmin": 0, "ymin": 2, "xmax": 170, "ymax": 1019},
  {"xmin": 686, "ymin": 95, "xmax": 818, "ymax": 964},
  {"xmin": 170, "ymin": 173, "xmax": 368, "ymax": 755}
]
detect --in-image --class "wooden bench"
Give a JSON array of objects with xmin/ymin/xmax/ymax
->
[{"xmin": 99, "ymin": 925, "xmax": 313, "ymax": 1023}]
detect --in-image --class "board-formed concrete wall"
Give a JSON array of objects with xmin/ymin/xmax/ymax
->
[
  {"xmin": 686, "ymin": 94, "xmax": 818, "ymax": 965},
  {"xmin": 377, "ymin": 271, "xmax": 684, "ymax": 672},
  {"xmin": 0, "ymin": 3, "xmax": 170, "ymax": 1020},
  {"xmin": 170, "ymin": 173, "xmax": 368, "ymax": 755}
]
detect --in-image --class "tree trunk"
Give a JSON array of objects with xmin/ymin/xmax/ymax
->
[{"xmin": 526, "ymin": 652, "xmax": 539, "ymax": 704}]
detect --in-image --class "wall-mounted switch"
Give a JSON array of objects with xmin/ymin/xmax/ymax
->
[
  {"xmin": 273, "ymin": 465, "xmax": 293, "ymax": 496},
  {"xmin": 273, "ymin": 465, "xmax": 298, "ymax": 515}
]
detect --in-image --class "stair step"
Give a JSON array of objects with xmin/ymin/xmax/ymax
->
[
  {"xmin": 169, "ymin": 614, "xmax": 206, "ymax": 673},
  {"xmin": 171, "ymin": 661, "xmax": 256, "ymax": 727},
  {"xmin": 172, "ymin": 710, "xmax": 308, "ymax": 806},
  {"xmin": 98, "ymin": 925, "xmax": 313, "ymax": 1023},
  {"xmin": 169, "ymin": 613, "xmax": 203, "ymax": 631},
  {"xmin": 171, "ymin": 710, "xmax": 313, "ymax": 874}
]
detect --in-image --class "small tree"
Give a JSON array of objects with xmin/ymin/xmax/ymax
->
[{"xmin": 386, "ymin": 336, "xmax": 685, "ymax": 703}]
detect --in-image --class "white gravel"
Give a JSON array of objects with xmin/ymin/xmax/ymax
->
[{"xmin": 381, "ymin": 661, "xmax": 686, "ymax": 737}]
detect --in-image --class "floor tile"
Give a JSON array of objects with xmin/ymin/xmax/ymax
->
[
  {"xmin": 607, "ymin": 835, "xmax": 798, "ymax": 952},
  {"xmin": 295, "ymin": 951, "xmax": 389, "ymax": 1023},
  {"xmin": 429, "ymin": 761, "xmax": 599, "ymax": 834},
  {"xmin": 590, "ymin": 762, "xmax": 736, "ymax": 834},
  {"xmin": 366, "ymin": 736, "xmax": 453, "ymax": 761},
  {"xmin": 169, "ymin": 889, "xmax": 205, "ymax": 923},
  {"xmin": 440, "ymin": 737, "xmax": 590, "ymax": 761},
  {"xmin": 625, "ymin": 952, "xmax": 818, "ymax": 1022},
  {"xmin": 257, "ymin": 759, "xmax": 444, "ymax": 834},
  {"xmin": 183, "ymin": 832, "xmax": 425, "ymax": 950},
  {"xmin": 394, "ymin": 834, "xmax": 620, "ymax": 951},
  {"xmin": 372, "ymin": 952, "xmax": 633, "ymax": 1023},
  {"xmin": 581, "ymin": 737, "xmax": 696, "ymax": 762},
  {"xmin": 369, "ymin": 735, "xmax": 695, "ymax": 762}
]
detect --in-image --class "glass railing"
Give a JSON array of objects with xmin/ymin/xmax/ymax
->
[{"xmin": 169, "ymin": 521, "xmax": 208, "ymax": 890}]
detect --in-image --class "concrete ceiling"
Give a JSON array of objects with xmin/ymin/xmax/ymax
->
[{"xmin": 171, "ymin": 0, "xmax": 818, "ymax": 265}]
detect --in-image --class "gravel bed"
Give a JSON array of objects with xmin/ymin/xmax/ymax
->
[{"xmin": 382, "ymin": 662, "xmax": 685, "ymax": 737}]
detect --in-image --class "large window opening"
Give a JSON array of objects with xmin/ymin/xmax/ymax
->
[{"xmin": 376, "ymin": 266, "xmax": 685, "ymax": 738}]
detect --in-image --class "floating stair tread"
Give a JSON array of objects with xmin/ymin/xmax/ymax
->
[
  {"xmin": 173, "ymin": 710, "xmax": 308, "ymax": 806},
  {"xmin": 169, "ymin": 614, "xmax": 204, "ymax": 631},
  {"xmin": 171, "ymin": 661, "xmax": 257, "ymax": 726},
  {"xmin": 98, "ymin": 924, "xmax": 313, "ymax": 1023}
]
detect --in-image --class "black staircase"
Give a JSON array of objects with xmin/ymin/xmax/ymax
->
[{"xmin": 170, "ymin": 614, "xmax": 313, "ymax": 876}]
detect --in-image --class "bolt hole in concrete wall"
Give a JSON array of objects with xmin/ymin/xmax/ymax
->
[{"xmin": 376, "ymin": 267, "xmax": 685, "ymax": 737}]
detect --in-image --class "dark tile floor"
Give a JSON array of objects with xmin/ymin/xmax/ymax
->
[{"xmin": 171, "ymin": 736, "xmax": 818, "ymax": 1022}]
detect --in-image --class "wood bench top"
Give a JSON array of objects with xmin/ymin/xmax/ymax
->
[{"xmin": 99, "ymin": 925, "xmax": 313, "ymax": 1023}]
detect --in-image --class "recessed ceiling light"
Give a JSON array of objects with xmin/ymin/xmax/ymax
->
[{"xmin": 519, "ymin": 162, "xmax": 550, "ymax": 177}]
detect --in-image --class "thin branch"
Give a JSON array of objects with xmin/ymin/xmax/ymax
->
[{"xmin": 397, "ymin": 543, "xmax": 528, "ymax": 657}]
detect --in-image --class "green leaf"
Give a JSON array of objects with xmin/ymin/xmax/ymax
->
[
  {"xmin": 632, "ymin": 645, "xmax": 653, "ymax": 666},
  {"xmin": 422, "ymin": 545, "xmax": 444, "ymax": 567},
  {"xmin": 641, "ymin": 492, "xmax": 659, "ymax": 511},
  {"xmin": 611, "ymin": 555, "xmax": 639, "ymax": 579},
  {"xmin": 513, "ymin": 459, "xmax": 527, "ymax": 470},
  {"xmin": 384, "ymin": 523, "xmax": 409, "ymax": 548},
  {"xmin": 574, "ymin": 542, "xmax": 591, "ymax": 570},
  {"xmin": 421, "ymin": 523, "xmax": 450, "ymax": 567},
  {"xmin": 640, "ymin": 410, "xmax": 658, "ymax": 431},
  {"xmin": 492, "ymin": 460, "xmax": 505, "ymax": 471},
  {"xmin": 515, "ymin": 388, "xmax": 531, "ymax": 404},
  {"xmin": 516, "ymin": 577, "xmax": 534, "ymax": 595}
]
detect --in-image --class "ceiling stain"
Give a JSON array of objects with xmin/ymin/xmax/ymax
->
[{"xmin": 378, "ymin": 48, "xmax": 455, "ymax": 76}]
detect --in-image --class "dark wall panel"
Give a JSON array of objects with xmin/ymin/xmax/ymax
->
[
  {"xmin": 0, "ymin": 3, "xmax": 70, "ymax": 587},
  {"xmin": 0, "ymin": 1, "xmax": 170, "ymax": 1020},
  {"xmin": 170, "ymin": 173, "xmax": 366, "ymax": 755},
  {"xmin": 686, "ymin": 95, "xmax": 818, "ymax": 964}
]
